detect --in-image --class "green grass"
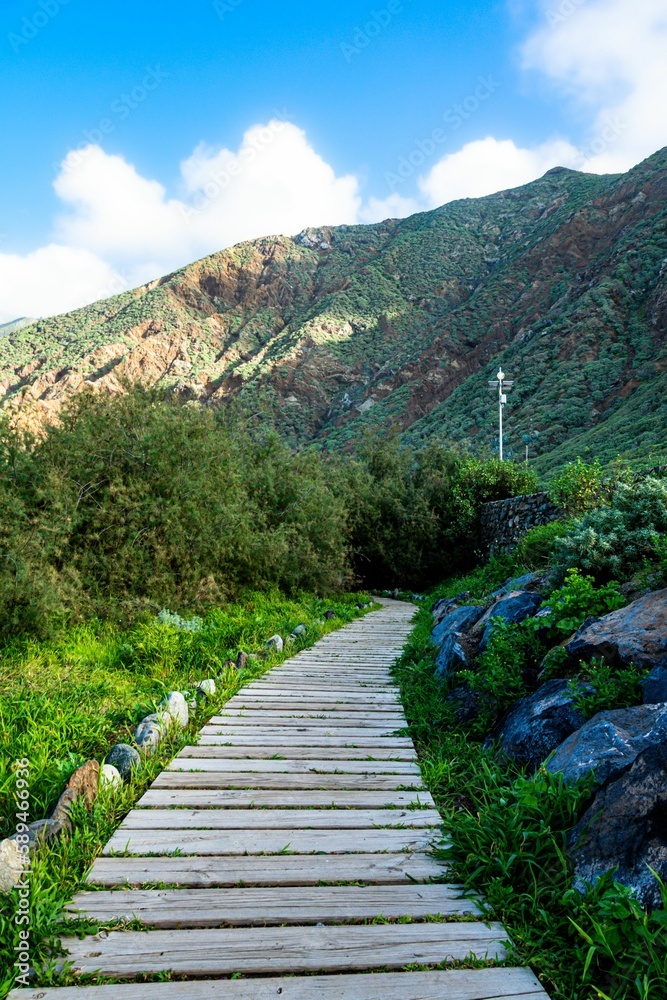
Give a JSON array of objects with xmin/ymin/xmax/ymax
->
[
  {"xmin": 394, "ymin": 597, "xmax": 667, "ymax": 999},
  {"xmin": 0, "ymin": 589, "xmax": 370, "ymax": 997}
]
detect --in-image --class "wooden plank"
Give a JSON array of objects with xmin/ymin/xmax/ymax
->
[
  {"xmin": 137, "ymin": 789, "xmax": 436, "ymax": 809},
  {"xmin": 7, "ymin": 967, "xmax": 551, "ymax": 998},
  {"xmin": 120, "ymin": 807, "xmax": 441, "ymax": 829},
  {"xmin": 195, "ymin": 735, "xmax": 414, "ymax": 747},
  {"xmin": 213, "ymin": 711, "xmax": 407, "ymax": 722},
  {"xmin": 87, "ymin": 851, "xmax": 444, "ymax": 887},
  {"xmin": 199, "ymin": 728, "xmax": 407, "ymax": 739},
  {"xmin": 224, "ymin": 700, "xmax": 403, "ymax": 711},
  {"xmin": 185, "ymin": 745, "xmax": 416, "ymax": 759},
  {"xmin": 60, "ymin": 922, "xmax": 508, "ymax": 976},
  {"xmin": 167, "ymin": 759, "xmax": 420, "ymax": 774},
  {"xmin": 150, "ymin": 772, "xmax": 422, "ymax": 790},
  {"xmin": 103, "ymin": 827, "xmax": 435, "ymax": 856},
  {"xmin": 205, "ymin": 718, "xmax": 406, "ymax": 729},
  {"xmin": 67, "ymin": 883, "xmax": 478, "ymax": 927}
]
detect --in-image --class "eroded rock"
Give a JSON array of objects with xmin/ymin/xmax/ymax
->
[
  {"xmin": 435, "ymin": 633, "xmax": 468, "ymax": 679},
  {"xmin": 478, "ymin": 591, "xmax": 543, "ymax": 652},
  {"xmin": 546, "ymin": 704, "xmax": 667, "ymax": 787},
  {"xmin": 265, "ymin": 635, "xmax": 284, "ymax": 653},
  {"xmin": 642, "ymin": 662, "xmax": 667, "ymax": 704},
  {"xmin": 106, "ymin": 743, "xmax": 140, "ymax": 780},
  {"xmin": 0, "ymin": 838, "xmax": 28, "ymax": 893},
  {"xmin": 432, "ymin": 605, "xmax": 485, "ymax": 646},
  {"xmin": 159, "ymin": 691, "xmax": 189, "ymax": 728},
  {"xmin": 566, "ymin": 589, "xmax": 667, "ymax": 669}
]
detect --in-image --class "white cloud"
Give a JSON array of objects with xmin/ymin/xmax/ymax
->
[
  {"xmin": 358, "ymin": 192, "xmax": 422, "ymax": 224},
  {"xmin": 0, "ymin": 121, "xmax": 361, "ymax": 323},
  {"xmin": 521, "ymin": 0, "xmax": 667, "ymax": 171},
  {"xmin": 418, "ymin": 136, "xmax": 582, "ymax": 206},
  {"xmin": 0, "ymin": 245, "xmax": 120, "ymax": 325}
]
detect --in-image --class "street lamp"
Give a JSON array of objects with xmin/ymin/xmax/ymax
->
[{"xmin": 488, "ymin": 368, "xmax": 514, "ymax": 460}]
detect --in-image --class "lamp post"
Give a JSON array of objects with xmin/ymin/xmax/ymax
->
[{"xmin": 488, "ymin": 368, "xmax": 514, "ymax": 460}]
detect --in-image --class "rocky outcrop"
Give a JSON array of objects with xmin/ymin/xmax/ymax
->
[
  {"xmin": 642, "ymin": 662, "xmax": 667, "ymax": 704},
  {"xmin": 485, "ymin": 679, "xmax": 589, "ymax": 770},
  {"xmin": 432, "ymin": 605, "xmax": 485, "ymax": 646},
  {"xmin": 566, "ymin": 589, "xmax": 667, "ymax": 669},
  {"xmin": 546, "ymin": 704, "xmax": 667, "ymax": 787},
  {"xmin": 568, "ymin": 741, "xmax": 667, "ymax": 908},
  {"xmin": 435, "ymin": 633, "xmax": 468, "ymax": 679},
  {"xmin": 480, "ymin": 493, "xmax": 561, "ymax": 556}
]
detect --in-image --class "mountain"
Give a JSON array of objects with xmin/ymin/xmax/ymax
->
[
  {"xmin": 1, "ymin": 149, "xmax": 666, "ymax": 472},
  {"xmin": 0, "ymin": 317, "xmax": 36, "ymax": 338}
]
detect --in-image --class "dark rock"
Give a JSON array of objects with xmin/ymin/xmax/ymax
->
[
  {"xmin": 236, "ymin": 651, "xmax": 249, "ymax": 670},
  {"xmin": 223, "ymin": 659, "xmax": 237, "ymax": 671},
  {"xmin": 642, "ymin": 661, "xmax": 667, "ymax": 704},
  {"xmin": 432, "ymin": 605, "xmax": 485, "ymax": 646},
  {"xmin": 566, "ymin": 589, "xmax": 667, "ymax": 669},
  {"xmin": 392, "ymin": 589, "xmax": 399, "ymax": 600},
  {"xmin": 483, "ymin": 679, "xmax": 588, "ymax": 770},
  {"xmin": 49, "ymin": 787, "xmax": 77, "ymax": 830},
  {"xmin": 568, "ymin": 741, "xmax": 667, "ymax": 908},
  {"xmin": 546, "ymin": 704, "xmax": 667, "ymax": 787},
  {"xmin": 105, "ymin": 743, "xmax": 141, "ymax": 781},
  {"xmin": 324, "ymin": 609, "xmax": 336, "ymax": 620},
  {"xmin": 478, "ymin": 591, "xmax": 543, "ymax": 651},
  {"xmin": 446, "ymin": 685, "xmax": 481, "ymax": 724},
  {"xmin": 435, "ymin": 633, "xmax": 468, "ymax": 679},
  {"xmin": 491, "ymin": 572, "xmax": 544, "ymax": 597},
  {"xmin": 431, "ymin": 592, "xmax": 470, "ymax": 625},
  {"xmin": 11, "ymin": 818, "xmax": 68, "ymax": 850}
]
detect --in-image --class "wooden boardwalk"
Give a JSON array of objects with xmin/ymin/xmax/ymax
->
[{"xmin": 11, "ymin": 599, "xmax": 549, "ymax": 999}]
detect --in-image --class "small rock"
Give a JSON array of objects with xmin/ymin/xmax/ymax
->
[
  {"xmin": 99, "ymin": 764, "xmax": 122, "ymax": 789},
  {"xmin": 568, "ymin": 741, "xmax": 667, "ymax": 908},
  {"xmin": 546, "ymin": 703, "xmax": 667, "ymax": 787},
  {"xmin": 265, "ymin": 635, "xmax": 284, "ymax": 653},
  {"xmin": 435, "ymin": 633, "xmax": 468, "ymax": 679},
  {"xmin": 0, "ymin": 838, "xmax": 28, "ymax": 893},
  {"xmin": 105, "ymin": 743, "xmax": 141, "ymax": 781},
  {"xmin": 223, "ymin": 659, "xmax": 237, "ymax": 671},
  {"xmin": 478, "ymin": 591, "xmax": 543, "ymax": 652},
  {"xmin": 12, "ymin": 818, "xmax": 66, "ymax": 850},
  {"xmin": 236, "ymin": 651, "xmax": 249, "ymax": 670},
  {"xmin": 566, "ymin": 589, "xmax": 667, "ymax": 669},
  {"xmin": 445, "ymin": 685, "xmax": 481, "ymax": 724},
  {"xmin": 197, "ymin": 679, "xmax": 217, "ymax": 698},
  {"xmin": 292, "ymin": 624, "xmax": 307, "ymax": 637},
  {"xmin": 160, "ymin": 691, "xmax": 189, "ymax": 728},
  {"xmin": 188, "ymin": 698, "xmax": 198, "ymax": 710},
  {"xmin": 431, "ymin": 593, "xmax": 469, "ymax": 624},
  {"xmin": 484, "ymin": 679, "xmax": 589, "ymax": 771},
  {"xmin": 324, "ymin": 610, "xmax": 336, "ymax": 620},
  {"xmin": 642, "ymin": 662, "xmax": 667, "ymax": 704},
  {"xmin": 66, "ymin": 760, "xmax": 100, "ymax": 810},
  {"xmin": 491, "ymin": 572, "xmax": 544, "ymax": 598},
  {"xmin": 49, "ymin": 787, "xmax": 77, "ymax": 830},
  {"xmin": 392, "ymin": 589, "xmax": 399, "ymax": 599},
  {"xmin": 135, "ymin": 712, "xmax": 172, "ymax": 754}
]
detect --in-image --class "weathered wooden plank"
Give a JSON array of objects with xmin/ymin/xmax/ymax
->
[
  {"xmin": 150, "ymin": 772, "xmax": 422, "ymax": 790},
  {"xmin": 103, "ymin": 826, "xmax": 435, "ymax": 856},
  {"xmin": 214, "ymin": 711, "xmax": 407, "ymax": 722},
  {"xmin": 60, "ymin": 922, "xmax": 508, "ymax": 976},
  {"xmin": 205, "ymin": 717, "xmax": 406, "ymax": 729},
  {"xmin": 224, "ymin": 700, "xmax": 403, "ymax": 711},
  {"xmin": 87, "ymin": 851, "xmax": 444, "ymax": 887},
  {"xmin": 167, "ymin": 758, "xmax": 420, "ymax": 774},
  {"xmin": 68, "ymin": 883, "xmax": 477, "ymax": 927},
  {"xmin": 195, "ymin": 735, "xmax": 414, "ymax": 747},
  {"xmin": 120, "ymin": 808, "xmax": 440, "ymax": 830},
  {"xmin": 185, "ymin": 744, "xmax": 416, "ymax": 759},
  {"xmin": 136, "ymin": 788, "xmax": 436, "ymax": 809},
  {"xmin": 199, "ymin": 728, "xmax": 407, "ymax": 739},
  {"xmin": 7, "ymin": 966, "xmax": 550, "ymax": 999}
]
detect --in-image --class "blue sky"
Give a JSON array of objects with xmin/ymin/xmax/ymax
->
[{"xmin": 0, "ymin": 0, "xmax": 665, "ymax": 321}]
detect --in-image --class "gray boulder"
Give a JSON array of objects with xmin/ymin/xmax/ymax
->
[
  {"xmin": 566, "ymin": 588, "xmax": 667, "ymax": 669},
  {"xmin": 568, "ymin": 741, "xmax": 667, "ymax": 908},
  {"xmin": 435, "ymin": 633, "xmax": 468, "ymax": 679},
  {"xmin": 484, "ymin": 679, "xmax": 589, "ymax": 770},
  {"xmin": 265, "ymin": 634, "xmax": 284, "ymax": 653},
  {"xmin": 134, "ymin": 711, "xmax": 172, "ymax": 754},
  {"xmin": 431, "ymin": 605, "xmax": 484, "ymax": 646},
  {"xmin": 160, "ymin": 691, "xmax": 189, "ymax": 728},
  {"xmin": 642, "ymin": 661, "xmax": 667, "ymax": 704},
  {"xmin": 491, "ymin": 572, "xmax": 544, "ymax": 597},
  {"xmin": 105, "ymin": 743, "xmax": 140, "ymax": 780},
  {"xmin": 197, "ymin": 679, "xmax": 217, "ymax": 698},
  {"xmin": 478, "ymin": 591, "xmax": 543, "ymax": 652},
  {"xmin": 546, "ymin": 704, "xmax": 667, "ymax": 787}
]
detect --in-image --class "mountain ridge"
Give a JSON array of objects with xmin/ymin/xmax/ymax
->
[{"xmin": 2, "ymin": 147, "xmax": 666, "ymax": 471}]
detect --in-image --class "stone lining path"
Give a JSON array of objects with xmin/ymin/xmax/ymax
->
[{"xmin": 11, "ymin": 599, "xmax": 549, "ymax": 999}]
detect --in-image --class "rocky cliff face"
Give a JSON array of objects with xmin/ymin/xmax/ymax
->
[{"xmin": 2, "ymin": 148, "xmax": 667, "ymax": 469}]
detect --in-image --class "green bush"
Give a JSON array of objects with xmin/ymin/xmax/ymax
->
[
  {"xmin": 516, "ymin": 520, "xmax": 571, "ymax": 568},
  {"xmin": 554, "ymin": 477, "xmax": 667, "ymax": 579},
  {"xmin": 541, "ymin": 569, "xmax": 626, "ymax": 634},
  {"xmin": 548, "ymin": 457, "xmax": 605, "ymax": 516}
]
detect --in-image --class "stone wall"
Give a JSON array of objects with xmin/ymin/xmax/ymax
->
[{"xmin": 480, "ymin": 492, "xmax": 561, "ymax": 555}]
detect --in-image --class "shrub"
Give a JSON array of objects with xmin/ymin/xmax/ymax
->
[
  {"xmin": 541, "ymin": 569, "xmax": 626, "ymax": 634},
  {"xmin": 516, "ymin": 520, "xmax": 571, "ymax": 568},
  {"xmin": 554, "ymin": 477, "xmax": 667, "ymax": 580},
  {"xmin": 548, "ymin": 457, "xmax": 605, "ymax": 516}
]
